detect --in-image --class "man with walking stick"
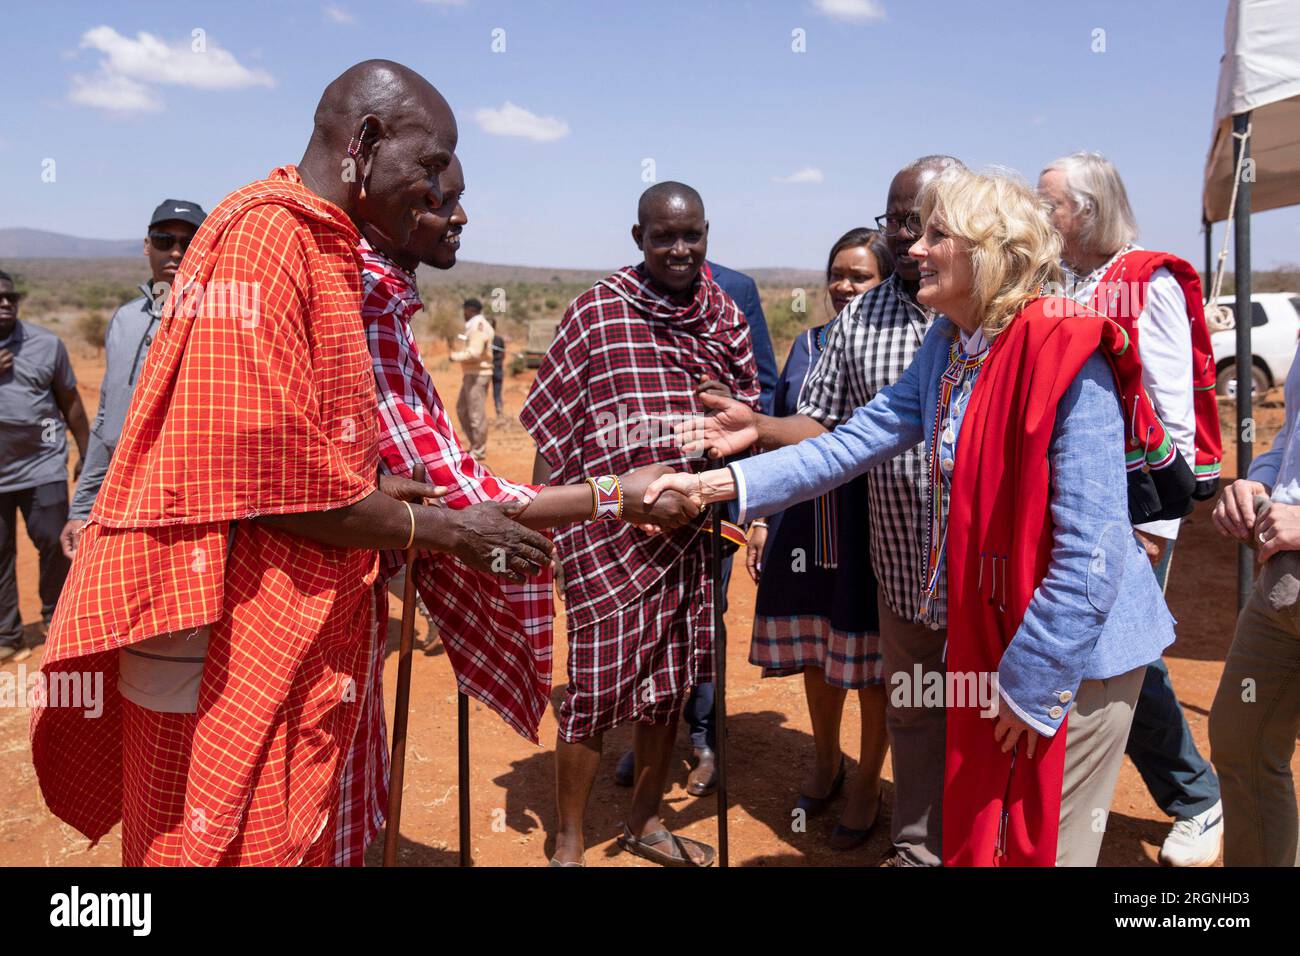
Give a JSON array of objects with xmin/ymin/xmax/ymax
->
[
  {"xmin": 520, "ymin": 182, "xmax": 759, "ymax": 867},
  {"xmin": 29, "ymin": 60, "xmax": 557, "ymax": 866}
]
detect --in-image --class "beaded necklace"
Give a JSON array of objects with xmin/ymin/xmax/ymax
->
[
  {"xmin": 918, "ymin": 336, "xmax": 990, "ymax": 620},
  {"xmin": 1072, "ymin": 242, "xmax": 1133, "ymax": 309},
  {"xmin": 810, "ymin": 323, "xmax": 838, "ymax": 568}
]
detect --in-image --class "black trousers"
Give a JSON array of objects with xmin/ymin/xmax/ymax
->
[{"xmin": 0, "ymin": 480, "xmax": 70, "ymax": 646}]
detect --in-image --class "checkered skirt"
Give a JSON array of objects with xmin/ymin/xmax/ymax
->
[{"xmin": 557, "ymin": 533, "xmax": 713, "ymax": 743}]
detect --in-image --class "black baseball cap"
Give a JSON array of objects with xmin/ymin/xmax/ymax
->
[{"xmin": 148, "ymin": 199, "xmax": 207, "ymax": 230}]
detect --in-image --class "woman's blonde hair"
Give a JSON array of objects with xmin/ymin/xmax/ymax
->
[{"xmin": 919, "ymin": 167, "xmax": 1063, "ymax": 337}]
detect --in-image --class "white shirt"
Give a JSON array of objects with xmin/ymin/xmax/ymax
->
[
  {"xmin": 1071, "ymin": 257, "xmax": 1196, "ymax": 540},
  {"xmin": 1131, "ymin": 269, "xmax": 1196, "ymax": 539}
]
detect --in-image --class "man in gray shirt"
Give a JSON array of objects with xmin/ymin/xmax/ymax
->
[
  {"xmin": 60, "ymin": 198, "xmax": 207, "ymax": 559},
  {"xmin": 0, "ymin": 269, "xmax": 89, "ymax": 661}
]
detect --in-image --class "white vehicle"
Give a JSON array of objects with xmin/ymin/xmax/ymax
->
[{"xmin": 1209, "ymin": 292, "xmax": 1300, "ymax": 397}]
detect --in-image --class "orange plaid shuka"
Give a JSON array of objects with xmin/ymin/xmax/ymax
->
[{"xmin": 29, "ymin": 166, "xmax": 383, "ymax": 866}]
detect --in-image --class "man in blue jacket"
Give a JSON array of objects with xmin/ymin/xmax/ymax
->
[{"xmin": 614, "ymin": 259, "xmax": 777, "ymax": 795}]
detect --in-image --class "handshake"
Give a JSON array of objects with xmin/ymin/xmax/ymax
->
[
  {"xmin": 372, "ymin": 465, "xmax": 724, "ymax": 585},
  {"xmin": 371, "ymin": 387, "xmax": 756, "ymax": 582}
]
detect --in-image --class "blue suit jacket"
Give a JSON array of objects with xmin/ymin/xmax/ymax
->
[
  {"xmin": 707, "ymin": 260, "xmax": 778, "ymax": 415},
  {"xmin": 730, "ymin": 317, "xmax": 1175, "ymax": 735}
]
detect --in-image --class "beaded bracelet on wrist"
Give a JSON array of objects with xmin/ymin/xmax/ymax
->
[{"xmin": 586, "ymin": 474, "xmax": 623, "ymax": 521}]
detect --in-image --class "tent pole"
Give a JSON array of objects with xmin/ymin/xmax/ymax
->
[
  {"xmin": 1203, "ymin": 219, "xmax": 1212, "ymax": 289},
  {"xmin": 1233, "ymin": 110, "xmax": 1253, "ymax": 611}
]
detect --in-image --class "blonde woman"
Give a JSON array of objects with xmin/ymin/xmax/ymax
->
[{"xmin": 648, "ymin": 169, "xmax": 1179, "ymax": 866}]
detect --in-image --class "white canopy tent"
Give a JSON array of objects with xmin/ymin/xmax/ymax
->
[
  {"xmin": 1203, "ymin": 0, "xmax": 1300, "ymax": 223},
  {"xmin": 1202, "ymin": 0, "xmax": 1300, "ymax": 606}
]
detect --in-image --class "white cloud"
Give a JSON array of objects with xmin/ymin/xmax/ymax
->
[
  {"xmin": 814, "ymin": 0, "xmax": 886, "ymax": 22},
  {"xmin": 80, "ymin": 26, "xmax": 274, "ymax": 89},
  {"xmin": 69, "ymin": 72, "xmax": 163, "ymax": 114},
  {"xmin": 474, "ymin": 102, "xmax": 570, "ymax": 142},
  {"xmin": 324, "ymin": 5, "xmax": 354, "ymax": 23},
  {"xmin": 772, "ymin": 166, "xmax": 825, "ymax": 185},
  {"xmin": 69, "ymin": 26, "xmax": 273, "ymax": 114}
]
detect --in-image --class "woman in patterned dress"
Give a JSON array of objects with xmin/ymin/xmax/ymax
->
[{"xmin": 746, "ymin": 228, "xmax": 894, "ymax": 849}]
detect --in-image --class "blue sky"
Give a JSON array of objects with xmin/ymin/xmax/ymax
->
[{"xmin": 1, "ymin": 0, "xmax": 1296, "ymax": 271}]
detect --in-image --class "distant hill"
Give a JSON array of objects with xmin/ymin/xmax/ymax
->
[
  {"xmin": 0, "ymin": 227, "xmax": 822, "ymax": 286},
  {"xmin": 0, "ymin": 228, "xmax": 141, "ymax": 258},
  {"xmin": 417, "ymin": 261, "xmax": 822, "ymax": 288}
]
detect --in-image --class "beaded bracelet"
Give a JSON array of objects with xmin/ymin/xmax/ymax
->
[{"xmin": 586, "ymin": 475, "xmax": 623, "ymax": 521}]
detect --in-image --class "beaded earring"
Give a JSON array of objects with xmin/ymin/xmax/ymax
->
[{"xmin": 347, "ymin": 121, "xmax": 371, "ymax": 159}]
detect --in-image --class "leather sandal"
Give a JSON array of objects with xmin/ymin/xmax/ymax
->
[{"xmin": 617, "ymin": 823, "xmax": 715, "ymax": 867}]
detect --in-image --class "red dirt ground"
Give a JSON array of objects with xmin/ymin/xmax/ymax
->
[{"xmin": 1, "ymin": 343, "xmax": 1295, "ymax": 867}]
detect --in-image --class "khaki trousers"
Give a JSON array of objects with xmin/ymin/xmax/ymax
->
[
  {"xmin": 1209, "ymin": 553, "xmax": 1300, "ymax": 867},
  {"xmin": 1055, "ymin": 664, "xmax": 1145, "ymax": 866},
  {"xmin": 879, "ymin": 590, "xmax": 948, "ymax": 867},
  {"xmin": 457, "ymin": 372, "xmax": 491, "ymax": 460}
]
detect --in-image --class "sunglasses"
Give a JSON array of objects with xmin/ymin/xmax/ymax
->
[
  {"xmin": 148, "ymin": 232, "xmax": 193, "ymax": 253},
  {"xmin": 0, "ymin": 291, "xmax": 24, "ymax": 305}
]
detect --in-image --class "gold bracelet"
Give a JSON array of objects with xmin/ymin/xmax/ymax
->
[{"xmin": 403, "ymin": 501, "xmax": 416, "ymax": 550}]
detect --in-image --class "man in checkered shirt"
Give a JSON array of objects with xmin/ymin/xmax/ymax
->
[{"xmin": 682, "ymin": 156, "xmax": 963, "ymax": 866}]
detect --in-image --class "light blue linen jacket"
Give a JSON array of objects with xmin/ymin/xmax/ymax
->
[{"xmin": 731, "ymin": 317, "xmax": 1174, "ymax": 735}]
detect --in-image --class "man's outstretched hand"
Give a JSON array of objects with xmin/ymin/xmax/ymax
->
[
  {"xmin": 620, "ymin": 463, "xmax": 701, "ymax": 533},
  {"xmin": 675, "ymin": 390, "xmax": 760, "ymax": 459},
  {"xmin": 445, "ymin": 501, "xmax": 555, "ymax": 582}
]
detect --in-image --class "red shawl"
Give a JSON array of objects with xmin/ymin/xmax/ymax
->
[
  {"xmin": 943, "ymin": 296, "xmax": 1133, "ymax": 866},
  {"xmin": 31, "ymin": 167, "xmax": 379, "ymax": 863},
  {"xmin": 519, "ymin": 264, "xmax": 759, "ymax": 631},
  {"xmin": 1092, "ymin": 250, "xmax": 1223, "ymax": 497}
]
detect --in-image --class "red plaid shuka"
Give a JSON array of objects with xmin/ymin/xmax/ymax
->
[
  {"xmin": 30, "ymin": 167, "xmax": 381, "ymax": 866},
  {"xmin": 361, "ymin": 240, "xmax": 552, "ymax": 736},
  {"xmin": 332, "ymin": 244, "xmax": 555, "ymax": 863},
  {"xmin": 519, "ymin": 265, "xmax": 759, "ymax": 741}
]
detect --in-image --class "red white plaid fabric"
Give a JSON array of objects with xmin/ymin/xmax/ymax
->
[
  {"xmin": 748, "ymin": 617, "xmax": 884, "ymax": 689},
  {"xmin": 330, "ymin": 244, "xmax": 556, "ymax": 863},
  {"xmin": 557, "ymin": 542, "xmax": 714, "ymax": 742},
  {"xmin": 520, "ymin": 265, "xmax": 758, "ymax": 740},
  {"xmin": 520, "ymin": 265, "xmax": 759, "ymax": 631},
  {"xmin": 331, "ymin": 586, "xmax": 388, "ymax": 867},
  {"xmin": 31, "ymin": 167, "xmax": 381, "ymax": 866},
  {"xmin": 359, "ymin": 241, "xmax": 553, "ymax": 738}
]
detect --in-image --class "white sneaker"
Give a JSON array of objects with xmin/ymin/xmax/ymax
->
[{"xmin": 1158, "ymin": 800, "xmax": 1223, "ymax": 867}]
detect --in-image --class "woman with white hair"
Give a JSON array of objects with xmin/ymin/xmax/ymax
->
[
  {"xmin": 645, "ymin": 169, "xmax": 1178, "ymax": 866},
  {"xmin": 1039, "ymin": 151, "xmax": 1226, "ymax": 868}
]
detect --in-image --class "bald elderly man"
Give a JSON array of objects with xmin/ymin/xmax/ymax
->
[{"xmin": 31, "ymin": 60, "xmax": 555, "ymax": 867}]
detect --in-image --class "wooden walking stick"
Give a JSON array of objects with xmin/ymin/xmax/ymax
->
[
  {"xmin": 457, "ymin": 690, "xmax": 471, "ymax": 866},
  {"xmin": 384, "ymin": 462, "xmax": 426, "ymax": 867},
  {"xmin": 710, "ymin": 504, "xmax": 730, "ymax": 868}
]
